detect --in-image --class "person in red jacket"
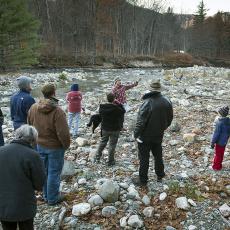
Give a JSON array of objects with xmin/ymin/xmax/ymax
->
[{"xmin": 66, "ymin": 84, "xmax": 82, "ymax": 137}]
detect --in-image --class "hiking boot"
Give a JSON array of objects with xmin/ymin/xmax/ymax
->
[
  {"xmin": 132, "ymin": 177, "xmax": 147, "ymax": 187},
  {"xmin": 48, "ymin": 194, "xmax": 66, "ymax": 206},
  {"xmin": 157, "ymin": 174, "xmax": 165, "ymax": 183}
]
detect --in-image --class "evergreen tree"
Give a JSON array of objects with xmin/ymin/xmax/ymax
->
[
  {"xmin": 193, "ymin": 0, "xmax": 208, "ymax": 25},
  {"xmin": 0, "ymin": 0, "xmax": 40, "ymax": 70}
]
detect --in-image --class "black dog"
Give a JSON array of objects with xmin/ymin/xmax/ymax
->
[{"xmin": 87, "ymin": 114, "xmax": 101, "ymax": 133}]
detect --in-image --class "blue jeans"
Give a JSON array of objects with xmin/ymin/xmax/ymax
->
[
  {"xmin": 68, "ymin": 112, "xmax": 80, "ymax": 136},
  {"xmin": 37, "ymin": 145, "xmax": 65, "ymax": 204},
  {"xmin": 0, "ymin": 125, "xmax": 4, "ymax": 146}
]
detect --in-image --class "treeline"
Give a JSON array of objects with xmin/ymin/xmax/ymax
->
[
  {"xmin": 29, "ymin": 0, "xmax": 187, "ymax": 66},
  {"xmin": 0, "ymin": 0, "xmax": 229, "ymax": 70},
  {"xmin": 187, "ymin": 1, "xmax": 230, "ymax": 59}
]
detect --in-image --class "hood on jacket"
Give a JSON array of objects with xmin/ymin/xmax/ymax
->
[
  {"xmin": 142, "ymin": 91, "xmax": 161, "ymax": 100},
  {"xmin": 37, "ymin": 98, "xmax": 58, "ymax": 114},
  {"xmin": 71, "ymin": 84, "xmax": 79, "ymax": 91}
]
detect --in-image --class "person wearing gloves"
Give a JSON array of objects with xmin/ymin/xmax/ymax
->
[
  {"xmin": 28, "ymin": 84, "xmax": 70, "ymax": 205},
  {"xmin": 10, "ymin": 76, "xmax": 35, "ymax": 130}
]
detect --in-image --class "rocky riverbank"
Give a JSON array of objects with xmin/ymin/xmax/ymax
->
[{"xmin": 0, "ymin": 66, "xmax": 230, "ymax": 229}]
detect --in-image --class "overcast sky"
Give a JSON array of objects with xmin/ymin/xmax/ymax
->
[{"xmin": 138, "ymin": 0, "xmax": 230, "ymax": 16}]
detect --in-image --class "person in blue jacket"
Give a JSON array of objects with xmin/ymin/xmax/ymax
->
[
  {"xmin": 10, "ymin": 76, "xmax": 35, "ymax": 130},
  {"xmin": 211, "ymin": 106, "xmax": 230, "ymax": 170},
  {"xmin": 0, "ymin": 108, "xmax": 4, "ymax": 146}
]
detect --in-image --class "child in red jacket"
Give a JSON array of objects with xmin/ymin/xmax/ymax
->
[{"xmin": 66, "ymin": 84, "xmax": 82, "ymax": 137}]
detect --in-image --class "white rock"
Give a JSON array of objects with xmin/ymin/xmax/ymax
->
[
  {"xmin": 219, "ymin": 203, "xmax": 230, "ymax": 217},
  {"xmin": 176, "ymin": 197, "xmax": 190, "ymax": 210},
  {"xmin": 127, "ymin": 215, "xmax": 143, "ymax": 228},
  {"xmin": 72, "ymin": 203, "xmax": 91, "ymax": 216},
  {"xmin": 159, "ymin": 192, "xmax": 167, "ymax": 201},
  {"xmin": 120, "ymin": 216, "xmax": 128, "ymax": 227},
  {"xmin": 127, "ymin": 185, "xmax": 140, "ymax": 199},
  {"xmin": 188, "ymin": 225, "xmax": 197, "ymax": 230},
  {"xmin": 180, "ymin": 172, "xmax": 189, "ymax": 178},
  {"xmin": 78, "ymin": 178, "xmax": 87, "ymax": 185},
  {"xmin": 88, "ymin": 194, "xmax": 103, "ymax": 207},
  {"xmin": 119, "ymin": 182, "xmax": 129, "ymax": 189},
  {"xmin": 169, "ymin": 140, "xmax": 179, "ymax": 146},
  {"xmin": 76, "ymin": 137, "xmax": 88, "ymax": 147},
  {"xmin": 188, "ymin": 199, "xmax": 197, "ymax": 207},
  {"xmin": 142, "ymin": 195, "xmax": 150, "ymax": 205},
  {"xmin": 226, "ymin": 185, "xmax": 230, "ymax": 195},
  {"xmin": 183, "ymin": 133, "xmax": 197, "ymax": 143},
  {"xmin": 102, "ymin": 206, "xmax": 117, "ymax": 217},
  {"xmin": 143, "ymin": 207, "xmax": 154, "ymax": 217},
  {"xmin": 73, "ymin": 182, "xmax": 78, "ymax": 189}
]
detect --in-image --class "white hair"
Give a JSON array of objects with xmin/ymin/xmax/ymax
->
[{"xmin": 15, "ymin": 125, "xmax": 38, "ymax": 143}]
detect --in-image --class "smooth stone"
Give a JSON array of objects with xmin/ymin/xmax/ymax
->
[
  {"xmin": 176, "ymin": 197, "xmax": 190, "ymax": 210},
  {"xmin": 101, "ymin": 206, "xmax": 117, "ymax": 217},
  {"xmin": 143, "ymin": 207, "xmax": 154, "ymax": 218},
  {"xmin": 127, "ymin": 215, "xmax": 143, "ymax": 228},
  {"xmin": 72, "ymin": 203, "xmax": 91, "ymax": 216}
]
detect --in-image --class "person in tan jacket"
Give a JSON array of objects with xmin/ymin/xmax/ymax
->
[{"xmin": 28, "ymin": 84, "xmax": 70, "ymax": 205}]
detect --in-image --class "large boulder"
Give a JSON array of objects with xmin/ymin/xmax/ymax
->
[{"xmin": 97, "ymin": 180, "xmax": 120, "ymax": 203}]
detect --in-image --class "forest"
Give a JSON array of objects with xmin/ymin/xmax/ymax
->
[{"xmin": 0, "ymin": 0, "xmax": 230, "ymax": 69}]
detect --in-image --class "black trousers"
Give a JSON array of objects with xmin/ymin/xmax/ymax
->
[
  {"xmin": 138, "ymin": 142, "xmax": 165, "ymax": 183},
  {"xmin": 1, "ymin": 219, "xmax": 34, "ymax": 230}
]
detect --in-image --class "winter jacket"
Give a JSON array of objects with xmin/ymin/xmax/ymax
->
[
  {"xmin": 99, "ymin": 103, "xmax": 125, "ymax": 131},
  {"xmin": 0, "ymin": 140, "xmax": 45, "ymax": 221},
  {"xmin": 66, "ymin": 91, "xmax": 82, "ymax": 113},
  {"xmin": 10, "ymin": 90, "xmax": 35, "ymax": 129},
  {"xmin": 134, "ymin": 92, "xmax": 173, "ymax": 143},
  {"xmin": 28, "ymin": 98, "xmax": 71, "ymax": 149},
  {"xmin": 211, "ymin": 117, "xmax": 230, "ymax": 147}
]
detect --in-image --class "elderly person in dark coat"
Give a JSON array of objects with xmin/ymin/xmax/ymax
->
[
  {"xmin": 0, "ymin": 125, "xmax": 45, "ymax": 230},
  {"xmin": 133, "ymin": 80, "xmax": 173, "ymax": 186}
]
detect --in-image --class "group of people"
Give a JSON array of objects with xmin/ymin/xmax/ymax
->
[{"xmin": 0, "ymin": 74, "xmax": 229, "ymax": 230}]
